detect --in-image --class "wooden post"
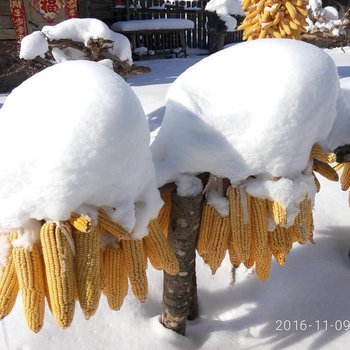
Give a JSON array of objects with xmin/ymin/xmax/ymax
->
[{"xmin": 161, "ymin": 191, "xmax": 203, "ymax": 336}]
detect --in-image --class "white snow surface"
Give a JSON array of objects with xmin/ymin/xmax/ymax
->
[
  {"xmin": 19, "ymin": 31, "xmax": 49, "ymax": 59},
  {"xmin": 111, "ymin": 18, "xmax": 195, "ymax": 32},
  {"xmin": 152, "ymin": 39, "xmax": 339, "ymax": 183},
  {"xmin": 20, "ymin": 18, "xmax": 133, "ymax": 64},
  {"xmin": 2, "ymin": 46, "xmax": 350, "ymax": 350},
  {"xmin": 205, "ymin": 0, "xmax": 243, "ymax": 31},
  {"xmin": 0, "ymin": 60, "xmax": 162, "ymax": 238}
]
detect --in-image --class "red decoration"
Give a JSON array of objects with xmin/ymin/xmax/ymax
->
[
  {"xmin": 9, "ymin": 0, "xmax": 27, "ymax": 43},
  {"xmin": 30, "ymin": 0, "xmax": 65, "ymax": 23},
  {"xmin": 65, "ymin": 0, "xmax": 79, "ymax": 18}
]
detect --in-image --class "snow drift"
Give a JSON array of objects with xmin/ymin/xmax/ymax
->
[{"xmin": 0, "ymin": 60, "xmax": 162, "ymax": 238}]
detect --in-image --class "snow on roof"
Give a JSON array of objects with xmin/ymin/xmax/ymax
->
[
  {"xmin": 151, "ymin": 39, "xmax": 340, "ymax": 223},
  {"xmin": 0, "ymin": 60, "xmax": 162, "ymax": 238},
  {"xmin": 20, "ymin": 18, "xmax": 133, "ymax": 65},
  {"xmin": 111, "ymin": 18, "xmax": 195, "ymax": 32}
]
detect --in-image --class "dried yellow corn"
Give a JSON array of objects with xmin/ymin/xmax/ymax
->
[
  {"xmin": 40, "ymin": 222, "xmax": 75, "ymax": 329},
  {"xmin": 311, "ymin": 144, "xmax": 336, "ymax": 163},
  {"xmin": 103, "ymin": 244, "xmax": 128, "ymax": 310},
  {"xmin": 255, "ymin": 251, "xmax": 272, "ymax": 282},
  {"xmin": 228, "ymin": 186, "xmax": 252, "ymax": 263},
  {"xmin": 313, "ymin": 172, "xmax": 321, "ymax": 192},
  {"xmin": 197, "ymin": 201, "xmax": 217, "ymax": 259},
  {"xmin": 250, "ymin": 197, "xmax": 270, "ymax": 280},
  {"xmin": 100, "ymin": 248, "xmax": 106, "ymax": 291},
  {"xmin": 69, "ymin": 213, "xmax": 91, "ymax": 233},
  {"xmin": 73, "ymin": 224, "xmax": 101, "ymax": 320},
  {"xmin": 268, "ymin": 226, "xmax": 292, "ymax": 266},
  {"xmin": 313, "ymin": 159, "xmax": 339, "ymax": 181},
  {"xmin": 98, "ymin": 210, "xmax": 131, "ymax": 241},
  {"xmin": 144, "ymin": 220, "xmax": 179, "ymax": 275},
  {"xmin": 204, "ymin": 212, "xmax": 230, "ymax": 274},
  {"xmin": 121, "ymin": 239, "xmax": 148, "ymax": 302},
  {"xmin": 12, "ymin": 243, "xmax": 45, "ymax": 332},
  {"xmin": 267, "ymin": 200, "xmax": 287, "ymax": 227},
  {"xmin": 158, "ymin": 191, "xmax": 172, "ymax": 236},
  {"xmin": 0, "ymin": 237, "xmax": 19, "ymax": 319},
  {"xmin": 334, "ymin": 163, "xmax": 344, "ymax": 171},
  {"xmin": 227, "ymin": 238, "xmax": 240, "ymax": 268},
  {"xmin": 341, "ymin": 163, "xmax": 350, "ymax": 191}
]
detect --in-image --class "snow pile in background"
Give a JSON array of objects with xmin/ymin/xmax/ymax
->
[
  {"xmin": 205, "ymin": 0, "xmax": 243, "ymax": 31},
  {"xmin": 306, "ymin": 0, "xmax": 343, "ymax": 36},
  {"xmin": 20, "ymin": 18, "xmax": 133, "ymax": 64},
  {"xmin": 152, "ymin": 39, "xmax": 339, "ymax": 220},
  {"xmin": 0, "ymin": 60, "xmax": 162, "ymax": 238}
]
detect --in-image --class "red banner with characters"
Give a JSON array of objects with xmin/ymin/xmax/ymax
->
[
  {"xmin": 10, "ymin": 0, "xmax": 79, "ymax": 43},
  {"xmin": 65, "ymin": 0, "xmax": 79, "ymax": 19},
  {"xmin": 9, "ymin": 0, "xmax": 27, "ymax": 42}
]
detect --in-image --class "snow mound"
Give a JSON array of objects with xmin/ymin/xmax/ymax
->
[
  {"xmin": 205, "ymin": 0, "xmax": 243, "ymax": 31},
  {"xmin": 0, "ymin": 60, "xmax": 162, "ymax": 238},
  {"xmin": 152, "ymin": 39, "xmax": 339, "ymax": 221},
  {"xmin": 20, "ymin": 18, "xmax": 133, "ymax": 65}
]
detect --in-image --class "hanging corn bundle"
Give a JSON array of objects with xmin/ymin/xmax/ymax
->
[
  {"xmin": 195, "ymin": 144, "xmax": 337, "ymax": 279},
  {"xmin": 0, "ymin": 61, "xmax": 180, "ymax": 332},
  {"xmin": 0, "ymin": 211, "xmax": 178, "ymax": 331},
  {"xmin": 238, "ymin": 0, "xmax": 308, "ymax": 40}
]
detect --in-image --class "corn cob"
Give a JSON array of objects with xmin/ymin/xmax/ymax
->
[
  {"xmin": 100, "ymin": 248, "xmax": 106, "ymax": 291},
  {"xmin": 313, "ymin": 159, "xmax": 339, "ymax": 181},
  {"xmin": 268, "ymin": 226, "xmax": 292, "ymax": 266},
  {"xmin": 197, "ymin": 202, "xmax": 217, "ymax": 259},
  {"xmin": 98, "ymin": 210, "xmax": 131, "ymax": 241},
  {"xmin": 311, "ymin": 144, "xmax": 336, "ymax": 163},
  {"xmin": 0, "ymin": 235, "xmax": 19, "ymax": 319},
  {"xmin": 228, "ymin": 238, "xmax": 240, "ymax": 268},
  {"xmin": 144, "ymin": 220, "xmax": 179, "ymax": 275},
  {"xmin": 69, "ymin": 213, "xmax": 91, "ymax": 233},
  {"xmin": 313, "ymin": 172, "xmax": 321, "ymax": 192},
  {"xmin": 334, "ymin": 163, "xmax": 344, "ymax": 171},
  {"xmin": 40, "ymin": 222, "xmax": 75, "ymax": 329},
  {"xmin": 250, "ymin": 197, "xmax": 271, "ymax": 280},
  {"xmin": 73, "ymin": 223, "xmax": 101, "ymax": 320},
  {"xmin": 340, "ymin": 163, "xmax": 350, "ymax": 191},
  {"xmin": 12, "ymin": 243, "xmax": 45, "ymax": 332},
  {"xmin": 158, "ymin": 191, "xmax": 172, "ymax": 236},
  {"xmin": 228, "ymin": 186, "xmax": 252, "ymax": 263},
  {"xmin": 255, "ymin": 251, "xmax": 272, "ymax": 281},
  {"xmin": 238, "ymin": 0, "xmax": 308, "ymax": 41},
  {"xmin": 103, "ymin": 244, "xmax": 128, "ymax": 310},
  {"xmin": 204, "ymin": 212, "xmax": 230, "ymax": 274},
  {"xmin": 267, "ymin": 200, "xmax": 287, "ymax": 227},
  {"xmin": 121, "ymin": 239, "xmax": 148, "ymax": 302}
]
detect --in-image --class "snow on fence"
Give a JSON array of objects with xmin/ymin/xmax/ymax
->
[{"xmin": 110, "ymin": 0, "xmax": 243, "ymax": 50}]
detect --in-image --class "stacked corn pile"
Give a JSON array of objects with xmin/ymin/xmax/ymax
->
[
  {"xmin": 238, "ymin": 0, "xmax": 309, "ymax": 40},
  {"xmin": 0, "ymin": 210, "xmax": 178, "ymax": 332},
  {"xmin": 194, "ymin": 144, "xmax": 336, "ymax": 280}
]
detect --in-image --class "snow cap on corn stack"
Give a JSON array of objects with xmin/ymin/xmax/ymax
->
[
  {"xmin": 152, "ymin": 39, "xmax": 340, "ymax": 277},
  {"xmin": 0, "ymin": 60, "xmax": 162, "ymax": 239}
]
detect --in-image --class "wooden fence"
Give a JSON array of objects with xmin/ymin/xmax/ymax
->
[{"xmin": 108, "ymin": 0, "xmax": 243, "ymax": 50}]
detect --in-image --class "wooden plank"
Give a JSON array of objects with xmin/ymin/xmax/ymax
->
[
  {"xmin": 0, "ymin": 15, "xmax": 12, "ymax": 29},
  {"xmin": 0, "ymin": 0, "xmax": 11, "ymax": 16},
  {"xmin": 0, "ymin": 28, "xmax": 15, "ymax": 40}
]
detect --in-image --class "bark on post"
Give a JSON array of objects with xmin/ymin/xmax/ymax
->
[{"xmin": 161, "ymin": 191, "xmax": 203, "ymax": 335}]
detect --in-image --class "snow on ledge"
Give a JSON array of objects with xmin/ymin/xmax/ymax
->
[{"xmin": 111, "ymin": 19, "xmax": 194, "ymax": 32}]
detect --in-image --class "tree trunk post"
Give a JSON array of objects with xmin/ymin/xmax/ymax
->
[{"xmin": 161, "ymin": 191, "xmax": 203, "ymax": 335}]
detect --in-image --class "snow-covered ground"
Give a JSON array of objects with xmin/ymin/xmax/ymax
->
[{"xmin": 1, "ymin": 46, "xmax": 350, "ymax": 350}]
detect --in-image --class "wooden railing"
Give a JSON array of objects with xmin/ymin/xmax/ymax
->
[{"xmin": 109, "ymin": 0, "xmax": 243, "ymax": 50}]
